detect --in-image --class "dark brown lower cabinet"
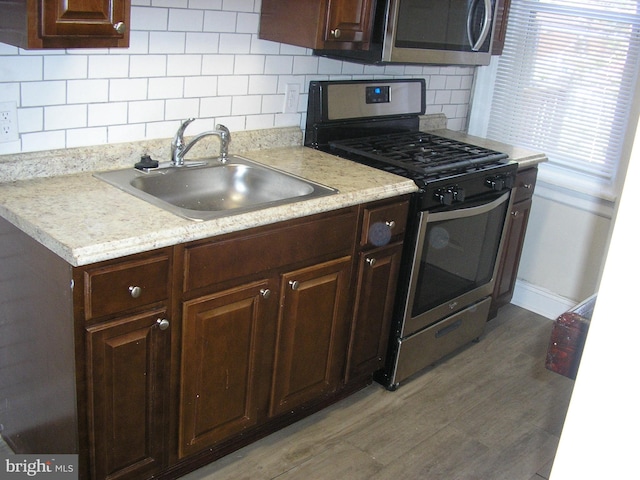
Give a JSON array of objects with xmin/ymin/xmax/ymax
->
[
  {"xmin": 270, "ymin": 256, "xmax": 353, "ymax": 416},
  {"xmin": 347, "ymin": 242, "xmax": 403, "ymax": 382},
  {"xmin": 85, "ymin": 309, "xmax": 171, "ymax": 480},
  {"xmin": 178, "ymin": 280, "xmax": 277, "ymax": 458},
  {"xmin": 490, "ymin": 167, "xmax": 537, "ymax": 317}
]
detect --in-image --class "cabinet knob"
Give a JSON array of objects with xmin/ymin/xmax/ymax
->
[
  {"xmin": 113, "ymin": 22, "xmax": 126, "ymax": 34},
  {"xmin": 330, "ymin": 28, "xmax": 341, "ymax": 39},
  {"xmin": 523, "ymin": 183, "xmax": 533, "ymax": 189},
  {"xmin": 289, "ymin": 280, "xmax": 300, "ymax": 290},
  {"xmin": 156, "ymin": 318, "xmax": 170, "ymax": 330},
  {"xmin": 129, "ymin": 285, "xmax": 142, "ymax": 298},
  {"xmin": 260, "ymin": 288, "xmax": 271, "ymax": 299},
  {"xmin": 385, "ymin": 220, "xmax": 396, "ymax": 229},
  {"xmin": 511, "ymin": 210, "xmax": 520, "ymax": 218},
  {"xmin": 366, "ymin": 257, "xmax": 377, "ymax": 267}
]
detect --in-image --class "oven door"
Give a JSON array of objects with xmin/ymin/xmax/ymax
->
[{"xmin": 401, "ymin": 191, "xmax": 511, "ymax": 337}]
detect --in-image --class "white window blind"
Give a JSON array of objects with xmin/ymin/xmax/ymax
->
[{"xmin": 486, "ymin": 0, "xmax": 640, "ymax": 196}]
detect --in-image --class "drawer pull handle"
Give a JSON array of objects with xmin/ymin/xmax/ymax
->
[
  {"xmin": 435, "ymin": 319, "xmax": 462, "ymax": 338},
  {"xmin": 260, "ymin": 288, "xmax": 271, "ymax": 299},
  {"xmin": 385, "ymin": 220, "xmax": 396, "ymax": 229},
  {"xmin": 156, "ymin": 318, "xmax": 170, "ymax": 331},
  {"xmin": 366, "ymin": 258, "xmax": 377, "ymax": 267},
  {"xmin": 289, "ymin": 280, "xmax": 299, "ymax": 290},
  {"xmin": 129, "ymin": 286, "xmax": 142, "ymax": 298}
]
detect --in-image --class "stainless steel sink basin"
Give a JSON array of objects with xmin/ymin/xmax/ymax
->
[{"xmin": 94, "ymin": 156, "xmax": 337, "ymax": 221}]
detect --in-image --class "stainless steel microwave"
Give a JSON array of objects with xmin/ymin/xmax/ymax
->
[{"xmin": 314, "ymin": 0, "xmax": 498, "ymax": 66}]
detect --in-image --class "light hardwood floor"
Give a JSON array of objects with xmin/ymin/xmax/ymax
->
[
  {"xmin": 182, "ymin": 304, "xmax": 575, "ymax": 480},
  {"xmin": 0, "ymin": 304, "xmax": 575, "ymax": 479}
]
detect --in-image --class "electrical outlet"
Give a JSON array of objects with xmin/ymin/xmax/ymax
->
[
  {"xmin": 0, "ymin": 101, "xmax": 19, "ymax": 143},
  {"xmin": 283, "ymin": 84, "xmax": 300, "ymax": 114}
]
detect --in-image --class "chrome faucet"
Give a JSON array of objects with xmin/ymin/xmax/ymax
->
[{"xmin": 171, "ymin": 118, "xmax": 232, "ymax": 166}]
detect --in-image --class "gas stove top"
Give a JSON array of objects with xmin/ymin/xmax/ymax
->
[{"xmin": 328, "ymin": 131, "xmax": 509, "ymax": 187}]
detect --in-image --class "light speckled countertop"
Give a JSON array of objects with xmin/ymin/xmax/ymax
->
[{"xmin": 0, "ymin": 119, "xmax": 546, "ymax": 267}]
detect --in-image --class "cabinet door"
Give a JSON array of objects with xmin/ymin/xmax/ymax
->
[
  {"xmin": 85, "ymin": 309, "xmax": 170, "ymax": 480},
  {"xmin": 41, "ymin": 0, "xmax": 130, "ymax": 46},
  {"xmin": 347, "ymin": 242, "xmax": 403, "ymax": 382},
  {"xmin": 179, "ymin": 280, "xmax": 276, "ymax": 458},
  {"xmin": 270, "ymin": 256, "xmax": 352, "ymax": 417},
  {"xmin": 491, "ymin": 197, "xmax": 532, "ymax": 313},
  {"xmin": 325, "ymin": 0, "xmax": 375, "ymax": 47}
]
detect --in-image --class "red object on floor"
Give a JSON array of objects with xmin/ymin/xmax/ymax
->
[{"xmin": 545, "ymin": 294, "xmax": 596, "ymax": 380}]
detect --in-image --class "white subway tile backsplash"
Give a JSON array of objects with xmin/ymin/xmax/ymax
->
[
  {"xmin": 184, "ymin": 76, "xmax": 217, "ymax": 97},
  {"xmin": 44, "ymin": 56, "xmax": 88, "ymax": 80},
  {"xmin": 88, "ymin": 102, "xmax": 128, "ymax": 127},
  {"xmin": 0, "ymin": 3, "xmax": 473, "ymax": 155},
  {"xmin": 232, "ymin": 95, "xmax": 262, "ymax": 115},
  {"xmin": 131, "ymin": 7, "xmax": 169, "ymax": 31},
  {"xmin": 67, "ymin": 127, "xmax": 108, "ymax": 148},
  {"xmin": 130, "ymin": 55, "xmax": 167, "ymax": 77},
  {"xmin": 0, "ymin": 56, "xmax": 42, "ymax": 82},
  {"xmin": 44, "ymin": 104, "xmax": 87, "ymax": 130},
  {"xmin": 165, "ymin": 98, "xmax": 200, "ymax": 120},
  {"xmin": 218, "ymin": 75, "xmax": 248, "ymax": 96},
  {"xmin": 248, "ymin": 75, "xmax": 277, "ymax": 95},
  {"xmin": 202, "ymin": 55, "xmax": 235, "ymax": 75},
  {"xmin": 22, "ymin": 81, "xmax": 66, "ymax": 106},
  {"xmin": 236, "ymin": 13, "xmax": 259, "ymax": 34},
  {"xmin": 129, "ymin": 100, "xmax": 165, "ymax": 122},
  {"xmin": 89, "ymin": 55, "xmax": 130, "ymax": 78},
  {"xmin": 21, "ymin": 130, "xmax": 65, "ymax": 151},
  {"xmin": 110, "ymin": 78, "xmax": 149, "ymax": 101},
  {"xmin": 167, "ymin": 55, "xmax": 202, "ymax": 76},
  {"xmin": 204, "ymin": 11, "xmax": 237, "ymax": 33},
  {"xmin": 223, "ymin": 0, "xmax": 254, "ymax": 13},
  {"xmin": 186, "ymin": 33, "xmax": 219, "ymax": 54},
  {"xmin": 68, "ymin": 80, "xmax": 109, "ymax": 104},
  {"xmin": 149, "ymin": 32, "xmax": 187, "ymax": 54},
  {"xmin": 219, "ymin": 34, "xmax": 251, "ymax": 54},
  {"xmin": 234, "ymin": 55, "xmax": 265, "ymax": 75},
  {"xmin": 169, "ymin": 8, "xmax": 205, "ymax": 31},
  {"xmin": 17, "ymin": 107, "xmax": 43, "ymax": 133},
  {"xmin": 148, "ymin": 77, "xmax": 185, "ymax": 99},
  {"xmin": 200, "ymin": 96, "xmax": 232, "ymax": 118}
]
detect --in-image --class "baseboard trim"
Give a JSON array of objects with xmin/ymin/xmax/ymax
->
[{"xmin": 511, "ymin": 279, "xmax": 577, "ymax": 320}]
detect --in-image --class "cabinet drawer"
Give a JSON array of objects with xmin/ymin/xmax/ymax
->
[
  {"xmin": 83, "ymin": 251, "xmax": 171, "ymax": 320},
  {"xmin": 184, "ymin": 208, "xmax": 358, "ymax": 293},
  {"xmin": 512, "ymin": 167, "xmax": 538, "ymax": 203},
  {"xmin": 361, "ymin": 200, "xmax": 409, "ymax": 247}
]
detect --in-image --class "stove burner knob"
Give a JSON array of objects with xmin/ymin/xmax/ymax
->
[
  {"xmin": 453, "ymin": 187, "xmax": 465, "ymax": 202},
  {"xmin": 435, "ymin": 188, "xmax": 454, "ymax": 206},
  {"xmin": 486, "ymin": 176, "xmax": 506, "ymax": 191}
]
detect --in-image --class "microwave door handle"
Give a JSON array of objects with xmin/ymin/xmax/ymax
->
[{"xmin": 467, "ymin": 0, "xmax": 493, "ymax": 51}]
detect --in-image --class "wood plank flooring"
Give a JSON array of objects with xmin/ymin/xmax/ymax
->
[
  {"xmin": 0, "ymin": 304, "xmax": 575, "ymax": 479},
  {"xmin": 181, "ymin": 304, "xmax": 575, "ymax": 480}
]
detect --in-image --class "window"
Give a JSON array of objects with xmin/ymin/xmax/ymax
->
[{"xmin": 479, "ymin": 0, "xmax": 640, "ymax": 199}]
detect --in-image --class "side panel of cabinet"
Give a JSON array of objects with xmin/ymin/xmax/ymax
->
[
  {"xmin": 347, "ymin": 242, "xmax": 403, "ymax": 382},
  {"xmin": 179, "ymin": 280, "xmax": 277, "ymax": 459},
  {"xmin": 85, "ymin": 309, "xmax": 170, "ymax": 480},
  {"xmin": 270, "ymin": 256, "xmax": 352, "ymax": 417}
]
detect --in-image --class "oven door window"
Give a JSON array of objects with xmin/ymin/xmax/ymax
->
[{"xmin": 410, "ymin": 192, "xmax": 510, "ymax": 318}]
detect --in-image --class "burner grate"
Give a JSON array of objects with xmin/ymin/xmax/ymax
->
[{"xmin": 329, "ymin": 131, "xmax": 509, "ymax": 182}]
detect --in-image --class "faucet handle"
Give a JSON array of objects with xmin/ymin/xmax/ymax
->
[
  {"xmin": 216, "ymin": 124, "xmax": 231, "ymax": 159},
  {"xmin": 173, "ymin": 118, "xmax": 195, "ymax": 145}
]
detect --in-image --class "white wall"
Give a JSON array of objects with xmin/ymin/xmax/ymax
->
[
  {"xmin": 549, "ymin": 101, "xmax": 640, "ymax": 480},
  {"xmin": 0, "ymin": 0, "xmax": 475, "ymax": 156}
]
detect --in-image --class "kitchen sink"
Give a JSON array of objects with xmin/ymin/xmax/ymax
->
[{"xmin": 94, "ymin": 156, "xmax": 337, "ymax": 221}]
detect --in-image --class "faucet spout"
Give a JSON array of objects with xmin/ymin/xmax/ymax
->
[{"xmin": 171, "ymin": 119, "xmax": 232, "ymax": 166}]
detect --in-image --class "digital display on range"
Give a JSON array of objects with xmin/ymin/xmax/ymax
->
[{"xmin": 365, "ymin": 85, "xmax": 390, "ymax": 104}]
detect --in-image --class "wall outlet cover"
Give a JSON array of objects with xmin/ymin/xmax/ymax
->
[{"xmin": 0, "ymin": 101, "xmax": 19, "ymax": 143}]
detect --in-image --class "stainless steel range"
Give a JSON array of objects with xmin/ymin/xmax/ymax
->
[{"xmin": 305, "ymin": 79, "xmax": 517, "ymax": 389}]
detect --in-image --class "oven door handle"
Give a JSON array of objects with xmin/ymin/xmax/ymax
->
[{"xmin": 427, "ymin": 191, "xmax": 510, "ymax": 223}]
